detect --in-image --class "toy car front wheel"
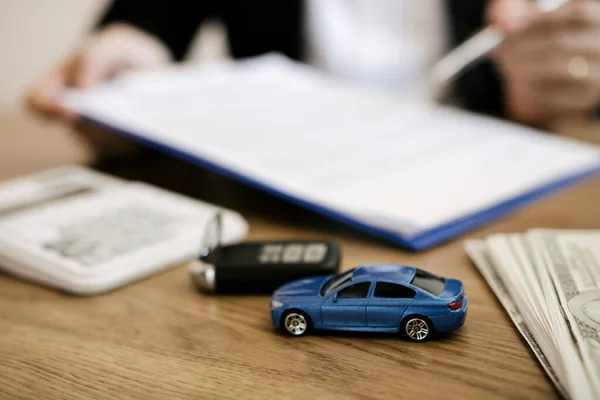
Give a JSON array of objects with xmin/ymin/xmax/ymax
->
[
  {"xmin": 402, "ymin": 316, "xmax": 431, "ymax": 341},
  {"xmin": 282, "ymin": 311, "xmax": 310, "ymax": 336}
]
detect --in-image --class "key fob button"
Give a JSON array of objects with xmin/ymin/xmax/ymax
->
[
  {"xmin": 259, "ymin": 244, "xmax": 284, "ymax": 263},
  {"xmin": 282, "ymin": 244, "xmax": 303, "ymax": 263},
  {"xmin": 304, "ymin": 243, "xmax": 327, "ymax": 263}
]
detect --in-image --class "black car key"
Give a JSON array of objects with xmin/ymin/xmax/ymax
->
[{"xmin": 190, "ymin": 213, "xmax": 341, "ymax": 294}]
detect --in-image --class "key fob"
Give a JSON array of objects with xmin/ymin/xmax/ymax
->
[
  {"xmin": 191, "ymin": 240, "xmax": 341, "ymax": 294},
  {"xmin": 189, "ymin": 214, "xmax": 341, "ymax": 294}
]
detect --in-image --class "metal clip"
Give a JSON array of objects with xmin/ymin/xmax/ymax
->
[
  {"xmin": 199, "ymin": 211, "xmax": 223, "ymax": 258},
  {"xmin": 191, "ymin": 211, "xmax": 223, "ymax": 293}
]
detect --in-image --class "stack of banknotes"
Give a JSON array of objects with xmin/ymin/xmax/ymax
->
[{"xmin": 465, "ymin": 230, "xmax": 600, "ymax": 399}]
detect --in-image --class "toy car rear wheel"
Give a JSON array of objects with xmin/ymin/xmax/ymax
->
[
  {"xmin": 402, "ymin": 316, "xmax": 432, "ymax": 341},
  {"xmin": 282, "ymin": 311, "xmax": 310, "ymax": 336}
]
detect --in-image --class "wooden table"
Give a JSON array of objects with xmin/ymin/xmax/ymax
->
[{"xmin": 0, "ymin": 114, "xmax": 598, "ymax": 399}]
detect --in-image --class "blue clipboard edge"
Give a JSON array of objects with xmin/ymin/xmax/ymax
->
[{"xmin": 83, "ymin": 115, "xmax": 600, "ymax": 251}]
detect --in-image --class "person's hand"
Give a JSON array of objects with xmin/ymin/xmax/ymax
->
[
  {"xmin": 25, "ymin": 23, "xmax": 171, "ymax": 123},
  {"xmin": 488, "ymin": 0, "xmax": 600, "ymax": 127}
]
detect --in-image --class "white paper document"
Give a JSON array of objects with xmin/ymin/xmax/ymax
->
[{"xmin": 61, "ymin": 55, "xmax": 600, "ymax": 248}]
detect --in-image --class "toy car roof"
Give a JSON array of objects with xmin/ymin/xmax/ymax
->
[{"xmin": 352, "ymin": 264, "xmax": 417, "ymax": 283}]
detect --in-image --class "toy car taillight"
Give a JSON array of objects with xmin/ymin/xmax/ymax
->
[{"xmin": 448, "ymin": 300, "xmax": 463, "ymax": 310}]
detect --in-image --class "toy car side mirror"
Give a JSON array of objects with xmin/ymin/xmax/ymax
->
[{"xmin": 332, "ymin": 293, "xmax": 338, "ymax": 303}]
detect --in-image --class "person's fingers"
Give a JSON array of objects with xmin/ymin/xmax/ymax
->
[
  {"xmin": 496, "ymin": 27, "xmax": 600, "ymax": 81},
  {"xmin": 543, "ymin": 82, "xmax": 600, "ymax": 111},
  {"xmin": 72, "ymin": 26, "xmax": 171, "ymax": 88},
  {"xmin": 71, "ymin": 52, "xmax": 112, "ymax": 89},
  {"xmin": 498, "ymin": 59, "xmax": 600, "ymax": 92},
  {"xmin": 533, "ymin": 0, "xmax": 600, "ymax": 29},
  {"xmin": 25, "ymin": 68, "xmax": 61, "ymax": 117},
  {"xmin": 495, "ymin": 1, "xmax": 600, "ymax": 126},
  {"xmin": 494, "ymin": 32, "xmax": 548, "ymax": 63},
  {"xmin": 504, "ymin": 82, "xmax": 596, "ymax": 125},
  {"xmin": 516, "ymin": 84, "xmax": 600, "ymax": 119},
  {"xmin": 26, "ymin": 44, "xmax": 118, "ymax": 122},
  {"xmin": 531, "ymin": 52, "xmax": 600, "ymax": 85},
  {"xmin": 544, "ymin": 27, "xmax": 600, "ymax": 60},
  {"xmin": 26, "ymin": 23, "xmax": 171, "ymax": 124},
  {"xmin": 488, "ymin": 0, "xmax": 538, "ymax": 34},
  {"xmin": 25, "ymin": 64, "xmax": 77, "ymax": 121},
  {"xmin": 503, "ymin": 82, "xmax": 548, "ymax": 125}
]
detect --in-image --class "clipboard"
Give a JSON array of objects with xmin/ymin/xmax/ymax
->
[{"xmin": 63, "ymin": 56, "xmax": 600, "ymax": 251}]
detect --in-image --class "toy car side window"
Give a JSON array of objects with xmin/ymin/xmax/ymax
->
[
  {"xmin": 337, "ymin": 282, "xmax": 371, "ymax": 299},
  {"xmin": 374, "ymin": 282, "xmax": 416, "ymax": 299}
]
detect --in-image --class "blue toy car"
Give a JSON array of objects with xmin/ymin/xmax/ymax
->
[{"xmin": 270, "ymin": 264, "xmax": 467, "ymax": 341}]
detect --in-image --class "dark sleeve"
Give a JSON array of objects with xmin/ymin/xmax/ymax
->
[
  {"xmin": 219, "ymin": 0, "xmax": 305, "ymax": 61},
  {"xmin": 446, "ymin": 1, "xmax": 506, "ymax": 118},
  {"xmin": 96, "ymin": 0, "xmax": 216, "ymax": 61}
]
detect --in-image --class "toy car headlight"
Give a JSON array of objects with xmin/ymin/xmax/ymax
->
[{"xmin": 270, "ymin": 300, "xmax": 284, "ymax": 309}]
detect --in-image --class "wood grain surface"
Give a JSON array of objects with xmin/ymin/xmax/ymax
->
[{"xmin": 0, "ymin": 116, "xmax": 599, "ymax": 400}]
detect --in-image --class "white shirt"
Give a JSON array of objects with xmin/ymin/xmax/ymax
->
[{"xmin": 305, "ymin": 0, "xmax": 449, "ymax": 97}]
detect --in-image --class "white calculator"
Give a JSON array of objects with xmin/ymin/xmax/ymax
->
[{"xmin": 0, "ymin": 166, "xmax": 248, "ymax": 295}]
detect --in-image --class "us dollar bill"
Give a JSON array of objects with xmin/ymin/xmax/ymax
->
[
  {"xmin": 531, "ymin": 230, "xmax": 600, "ymax": 398},
  {"xmin": 464, "ymin": 240, "xmax": 567, "ymax": 397}
]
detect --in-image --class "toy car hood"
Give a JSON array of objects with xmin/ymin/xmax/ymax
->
[{"xmin": 272, "ymin": 275, "xmax": 331, "ymax": 297}]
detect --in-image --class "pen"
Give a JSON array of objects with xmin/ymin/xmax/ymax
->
[{"xmin": 428, "ymin": 0, "xmax": 568, "ymax": 96}]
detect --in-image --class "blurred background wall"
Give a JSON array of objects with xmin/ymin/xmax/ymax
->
[
  {"xmin": 0, "ymin": 0, "xmax": 107, "ymax": 111},
  {"xmin": 0, "ymin": 0, "xmax": 104, "ymax": 175}
]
